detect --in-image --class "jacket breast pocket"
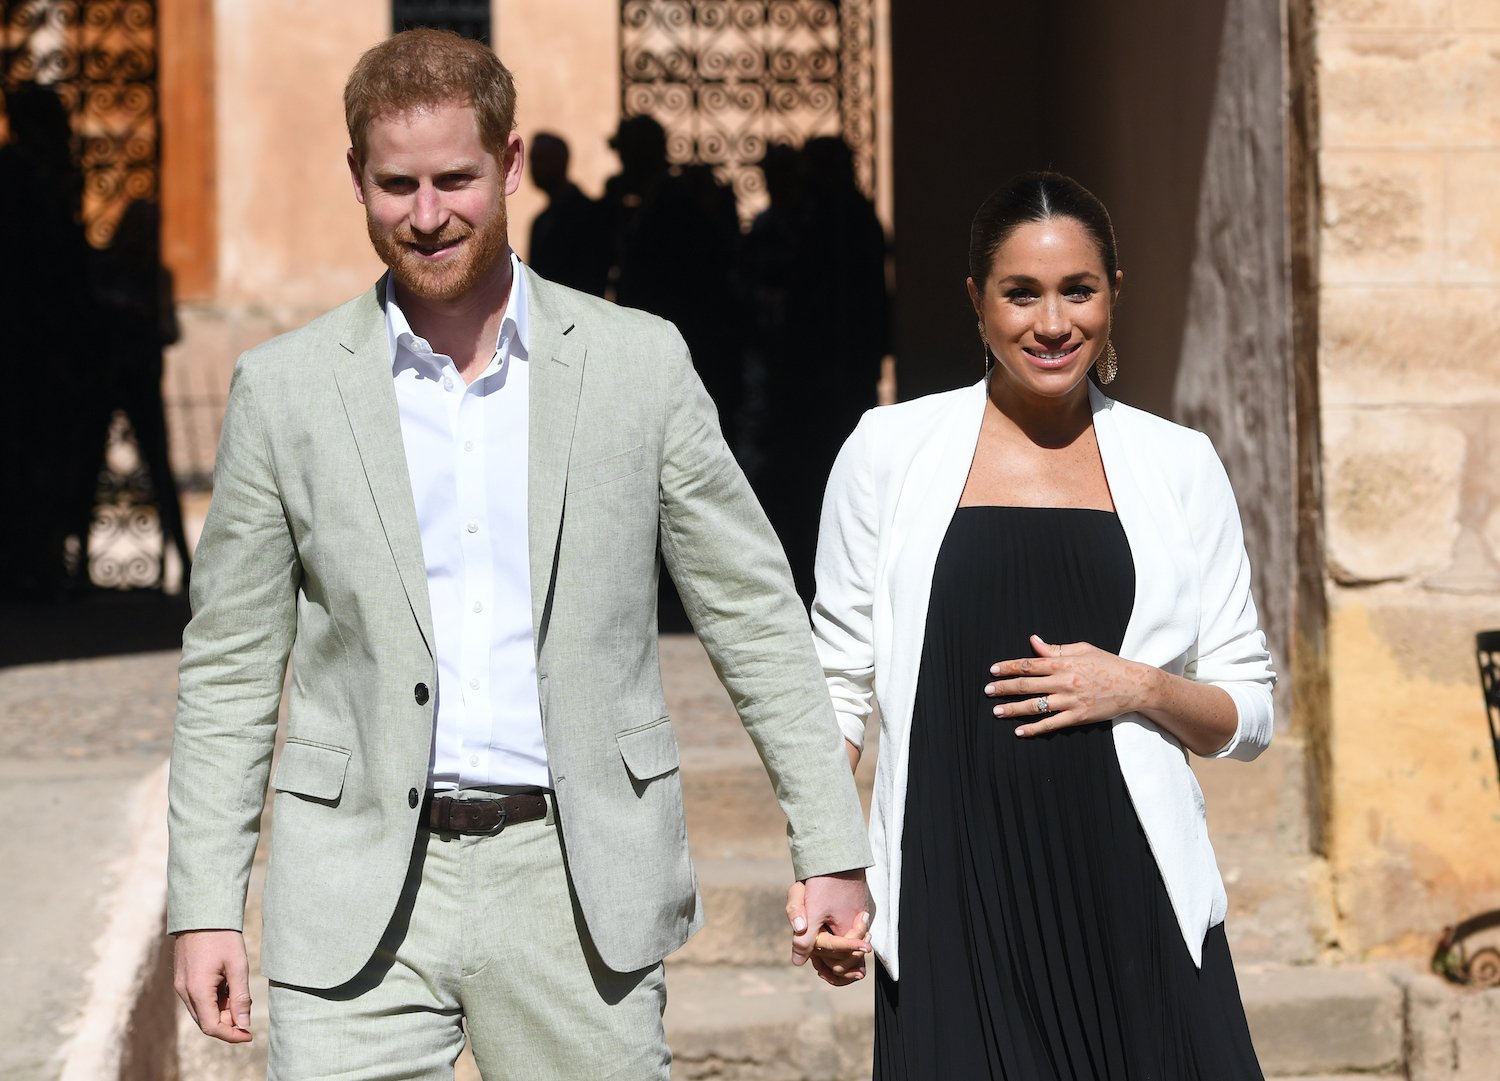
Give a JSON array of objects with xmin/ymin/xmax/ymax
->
[
  {"xmin": 272, "ymin": 739, "xmax": 351, "ymax": 803},
  {"xmin": 568, "ymin": 445, "xmax": 645, "ymax": 496},
  {"xmin": 616, "ymin": 717, "xmax": 680, "ymax": 782}
]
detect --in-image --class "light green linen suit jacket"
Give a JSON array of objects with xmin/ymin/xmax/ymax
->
[{"xmin": 166, "ymin": 268, "xmax": 872, "ymax": 990}]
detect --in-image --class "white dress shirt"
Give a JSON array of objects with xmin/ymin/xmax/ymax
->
[{"xmin": 387, "ymin": 253, "xmax": 548, "ymax": 790}]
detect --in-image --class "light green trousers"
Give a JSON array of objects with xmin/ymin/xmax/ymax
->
[{"xmin": 267, "ymin": 796, "xmax": 671, "ymax": 1080}]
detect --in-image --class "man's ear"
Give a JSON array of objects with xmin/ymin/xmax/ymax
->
[
  {"xmin": 502, "ymin": 132, "xmax": 525, "ymax": 197},
  {"xmin": 347, "ymin": 148, "xmax": 366, "ymax": 206}
]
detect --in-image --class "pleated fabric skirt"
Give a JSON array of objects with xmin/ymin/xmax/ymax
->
[{"xmin": 874, "ymin": 507, "xmax": 1263, "ymax": 1081}]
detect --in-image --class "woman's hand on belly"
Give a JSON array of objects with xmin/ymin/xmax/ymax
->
[
  {"xmin": 985, "ymin": 634, "xmax": 1153, "ymax": 736},
  {"xmin": 985, "ymin": 634, "xmax": 1238, "ymax": 755}
]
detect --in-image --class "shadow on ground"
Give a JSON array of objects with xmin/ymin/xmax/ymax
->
[{"xmin": 0, "ymin": 590, "xmax": 191, "ymax": 668}]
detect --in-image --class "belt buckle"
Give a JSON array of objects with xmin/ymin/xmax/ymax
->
[{"xmin": 477, "ymin": 801, "xmax": 508, "ymax": 835}]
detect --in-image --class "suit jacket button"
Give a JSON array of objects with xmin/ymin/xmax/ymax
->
[
  {"xmin": 408, "ymin": 788, "xmax": 419, "ymax": 809},
  {"xmin": 414, "ymin": 683, "xmax": 430, "ymax": 705}
]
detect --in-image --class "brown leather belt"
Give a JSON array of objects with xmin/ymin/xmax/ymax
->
[{"xmin": 420, "ymin": 790, "xmax": 549, "ymax": 834}]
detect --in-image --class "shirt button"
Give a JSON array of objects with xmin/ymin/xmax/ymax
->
[
  {"xmin": 414, "ymin": 683, "xmax": 430, "ymax": 705},
  {"xmin": 408, "ymin": 788, "xmax": 419, "ymax": 809},
  {"xmin": 468, "ymin": 754, "xmax": 480, "ymax": 767},
  {"xmin": 464, "ymin": 440, "xmax": 474, "ymax": 452},
  {"xmin": 472, "ymin": 601, "xmax": 483, "ymax": 613},
  {"xmin": 469, "ymin": 678, "xmax": 480, "ymax": 690},
  {"xmin": 442, "ymin": 376, "xmax": 454, "ymax": 390},
  {"xmin": 466, "ymin": 521, "xmax": 479, "ymax": 533}
]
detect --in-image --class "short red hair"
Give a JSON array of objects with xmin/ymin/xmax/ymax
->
[{"xmin": 344, "ymin": 29, "xmax": 517, "ymax": 167}]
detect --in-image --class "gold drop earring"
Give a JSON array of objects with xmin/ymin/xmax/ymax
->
[{"xmin": 1096, "ymin": 340, "xmax": 1118, "ymax": 385}]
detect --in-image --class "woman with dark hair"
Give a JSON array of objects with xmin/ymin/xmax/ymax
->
[{"xmin": 790, "ymin": 172, "xmax": 1271, "ymax": 1078}]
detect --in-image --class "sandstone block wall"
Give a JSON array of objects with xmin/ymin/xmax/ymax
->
[{"xmin": 1316, "ymin": 0, "xmax": 1500, "ymax": 956}]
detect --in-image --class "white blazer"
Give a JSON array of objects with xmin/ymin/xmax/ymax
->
[{"xmin": 811, "ymin": 378, "xmax": 1275, "ymax": 978}]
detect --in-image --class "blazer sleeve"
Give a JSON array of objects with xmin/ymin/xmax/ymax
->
[
  {"xmin": 1181, "ymin": 431, "xmax": 1275, "ymax": 761},
  {"xmin": 167, "ymin": 359, "xmax": 300, "ymax": 933},
  {"xmin": 654, "ymin": 328, "xmax": 872, "ymax": 879},
  {"xmin": 810, "ymin": 414, "xmax": 879, "ymax": 750}
]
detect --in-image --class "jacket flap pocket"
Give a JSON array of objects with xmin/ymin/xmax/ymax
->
[
  {"xmin": 568, "ymin": 445, "xmax": 645, "ymax": 495},
  {"xmin": 272, "ymin": 740, "xmax": 351, "ymax": 801},
  {"xmin": 616, "ymin": 718, "xmax": 680, "ymax": 781}
]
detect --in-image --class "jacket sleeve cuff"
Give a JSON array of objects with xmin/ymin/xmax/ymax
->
[{"xmin": 1205, "ymin": 682, "xmax": 1273, "ymax": 761}]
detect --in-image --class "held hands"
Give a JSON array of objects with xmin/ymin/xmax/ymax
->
[
  {"xmin": 986, "ymin": 634, "xmax": 1155, "ymax": 737},
  {"xmin": 173, "ymin": 929, "xmax": 253, "ymax": 1043},
  {"xmin": 786, "ymin": 871, "xmax": 872, "ymax": 987}
]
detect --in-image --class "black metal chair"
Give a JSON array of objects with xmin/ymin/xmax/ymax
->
[
  {"xmin": 1431, "ymin": 630, "xmax": 1500, "ymax": 987},
  {"xmin": 1477, "ymin": 631, "xmax": 1500, "ymax": 799}
]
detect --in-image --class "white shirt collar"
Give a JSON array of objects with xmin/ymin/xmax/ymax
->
[{"xmin": 384, "ymin": 250, "xmax": 529, "ymax": 372}]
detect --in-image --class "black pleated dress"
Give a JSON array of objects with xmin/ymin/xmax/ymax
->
[{"xmin": 874, "ymin": 507, "xmax": 1263, "ymax": 1081}]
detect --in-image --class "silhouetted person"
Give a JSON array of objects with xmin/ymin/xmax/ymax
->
[
  {"xmin": 527, "ymin": 132, "xmax": 608, "ymax": 296},
  {"xmin": 754, "ymin": 136, "xmax": 889, "ymax": 604},
  {"xmin": 87, "ymin": 199, "xmax": 192, "ymax": 590},
  {"xmin": 0, "ymin": 83, "xmax": 95, "ymax": 600},
  {"xmin": 603, "ymin": 115, "xmax": 745, "ymax": 449},
  {"xmin": 599, "ymin": 114, "xmax": 667, "ymax": 274},
  {"xmin": 797, "ymin": 136, "xmax": 888, "ymax": 430},
  {"xmin": 738, "ymin": 142, "xmax": 804, "ymax": 482}
]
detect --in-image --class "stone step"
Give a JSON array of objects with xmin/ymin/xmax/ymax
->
[
  {"xmin": 1220, "ymin": 848, "xmax": 1335, "ymax": 965},
  {"xmin": 661, "ymin": 961, "xmax": 1414, "ymax": 1081},
  {"xmin": 663, "ymin": 963, "xmax": 873, "ymax": 1081},
  {"xmin": 1240, "ymin": 964, "xmax": 1405, "ymax": 1077},
  {"xmin": 677, "ymin": 858, "xmax": 797, "ymax": 967},
  {"xmin": 676, "ymin": 845, "xmax": 1334, "ymax": 971}
]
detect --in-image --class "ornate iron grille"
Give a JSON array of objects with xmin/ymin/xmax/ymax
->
[
  {"xmin": 86, "ymin": 411, "xmax": 165, "ymax": 589},
  {"xmin": 2, "ymin": 0, "xmax": 165, "ymax": 590},
  {"xmin": 1, "ymin": 0, "xmax": 158, "ymax": 248},
  {"xmin": 620, "ymin": 0, "xmax": 876, "ymax": 221},
  {"xmin": 393, "ymin": 0, "xmax": 491, "ymax": 42}
]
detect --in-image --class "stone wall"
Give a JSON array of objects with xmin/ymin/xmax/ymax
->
[{"xmin": 1315, "ymin": 0, "xmax": 1500, "ymax": 955}]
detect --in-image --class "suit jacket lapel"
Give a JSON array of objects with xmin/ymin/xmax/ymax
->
[
  {"xmin": 523, "ymin": 269, "xmax": 586, "ymax": 643},
  {"xmin": 331, "ymin": 277, "xmax": 435, "ymax": 656}
]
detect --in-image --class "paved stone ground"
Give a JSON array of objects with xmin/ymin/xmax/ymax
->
[{"xmin": 0, "ymin": 634, "xmax": 182, "ymax": 1081}]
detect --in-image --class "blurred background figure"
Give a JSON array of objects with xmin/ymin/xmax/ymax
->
[
  {"xmin": 602, "ymin": 114, "xmax": 745, "ymax": 451},
  {"xmin": 797, "ymin": 135, "xmax": 889, "ymax": 435},
  {"xmin": 0, "ymin": 82, "xmax": 97, "ymax": 600},
  {"xmin": 738, "ymin": 141, "xmax": 804, "ymax": 483},
  {"xmin": 527, "ymin": 131, "xmax": 609, "ymax": 297},
  {"xmin": 748, "ymin": 135, "xmax": 889, "ymax": 604},
  {"xmin": 85, "ymin": 199, "xmax": 192, "ymax": 590}
]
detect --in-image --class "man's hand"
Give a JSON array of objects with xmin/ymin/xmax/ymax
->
[
  {"xmin": 787, "ymin": 870, "xmax": 871, "ymax": 985},
  {"xmin": 173, "ymin": 929, "xmax": 253, "ymax": 1043}
]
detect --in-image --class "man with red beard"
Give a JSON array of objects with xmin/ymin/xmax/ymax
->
[{"xmin": 165, "ymin": 28, "xmax": 871, "ymax": 1080}]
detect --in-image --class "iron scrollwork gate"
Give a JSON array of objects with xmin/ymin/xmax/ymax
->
[
  {"xmin": 2, "ymin": 0, "xmax": 165, "ymax": 591},
  {"xmin": 620, "ymin": 0, "xmax": 876, "ymax": 221},
  {"xmin": 392, "ymin": 0, "xmax": 492, "ymax": 42},
  {"xmin": 1, "ymin": 0, "xmax": 158, "ymax": 247}
]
